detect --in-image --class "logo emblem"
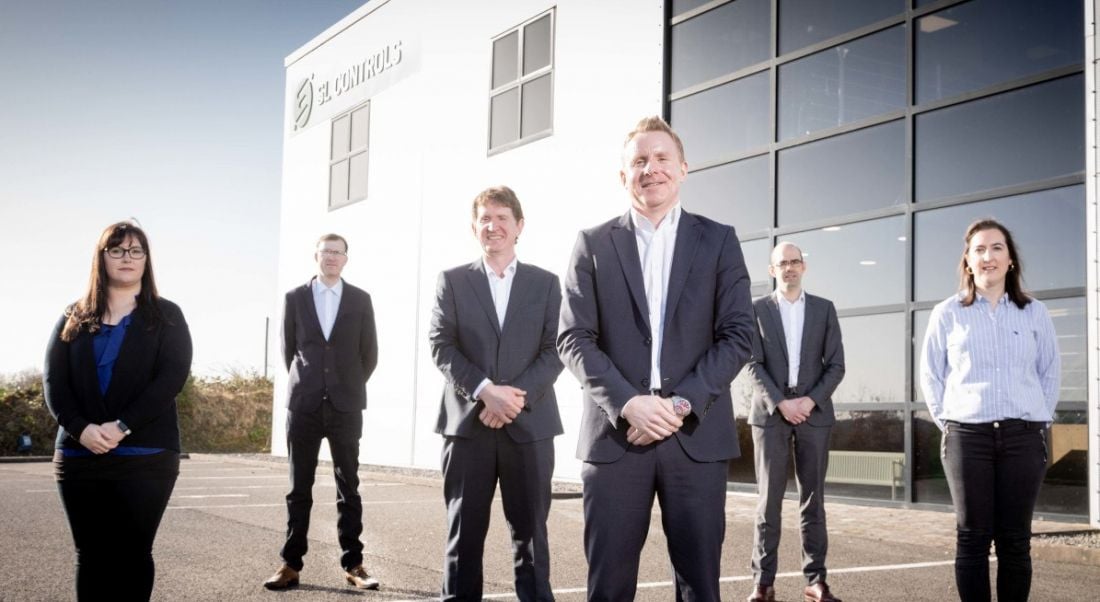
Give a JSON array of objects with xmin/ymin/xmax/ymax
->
[{"xmin": 293, "ymin": 76, "xmax": 313, "ymax": 131}]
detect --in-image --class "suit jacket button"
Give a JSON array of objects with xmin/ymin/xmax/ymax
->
[
  {"xmin": 644, "ymin": 338, "xmax": 652, "ymax": 346},
  {"xmin": 641, "ymin": 378, "xmax": 649, "ymax": 388},
  {"xmin": 324, "ymin": 368, "xmax": 330, "ymax": 373}
]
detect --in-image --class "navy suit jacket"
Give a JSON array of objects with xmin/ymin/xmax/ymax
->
[
  {"xmin": 747, "ymin": 293, "xmax": 845, "ymax": 427},
  {"xmin": 558, "ymin": 210, "xmax": 755, "ymax": 463},
  {"xmin": 282, "ymin": 278, "xmax": 378, "ymax": 413},
  {"xmin": 429, "ymin": 260, "xmax": 564, "ymax": 443}
]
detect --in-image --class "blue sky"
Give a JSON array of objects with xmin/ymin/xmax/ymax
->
[{"xmin": 0, "ymin": 0, "xmax": 367, "ymax": 376}]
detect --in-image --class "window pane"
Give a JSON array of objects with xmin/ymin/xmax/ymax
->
[
  {"xmin": 912, "ymin": 409, "xmax": 949, "ymax": 504},
  {"xmin": 780, "ymin": 216, "xmax": 906, "ymax": 310},
  {"xmin": 913, "ymin": 309, "xmax": 930, "ymax": 403},
  {"xmin": 915, "ymin": 0, "xmax": 1084, "ymax": 104},
  {"xmin": 915, "ymin": 409, "xmax": 1090, "ymax": 513},
  {"xmin": 492, "ymin": 31, "xmax": 519, "ymax": 88},
  {"xmin": 913, "ymin": 185, "xmax": 1085, "ymax": 301},
  {"xmin": 520, "ymin": 74, "xmax": 552, "ymax": 138},
  {"xmin": 778, "ymin": 120, "xmax": 904, "ymax": 226},
  {"xmin": 490, "ymin": 88, "xmax": 520, "ymax": 149},
  {"xmin": 681, "ymin": 155, "xmax": 770, "ymax": 234},
  {"xmin": 671, "ymin": 71, "xmax": 769, "ymax": 166},
  {"xmin": 778, "ymin": 26, "xmax": 906, "ymax": 141},
  {"xmin": 1049, "ymin": 297, "xmax": 1087, "ymax": 403},
  {"xmin": 740, "ymin": 237, "xmax": 773, "ymax": 297},
  {"xmin": 827, "ymin": 411, "xmax": 905, "ymax": 500},
  {"xmin": 349, "ymin": 151, "xmax": 368, "ymax": 201},
  {"xmin": 672, "ymin": 0, "xmax": 714, "ymax": 16},
  {"xmin": 914, "ymin": 75, "xmax": 1085, "ymax": 202},
  {"xmin": 523, "ymin": 14, "xmax": 552, "ymax": 75},
  {"xmin": 779, "ymin": 0, "xmax": 903, "ymax": 55},
  {"xmin": 670, "ymin": 0, "xmax": 770, "ymax": 92},
  {"xmin": 329, "ymin": 159, "xmax": 348, "ymax": 207},
  {"xmin": 350, "ymin": 104, "xmax": 369, "ymax": 150},
  {"xmin": 834, "ymin": 313, "xmax": 905, "ymax": 403},
  {"xmin": 331, "ymin": 115, "xmax": 350, "ymax": 159}
]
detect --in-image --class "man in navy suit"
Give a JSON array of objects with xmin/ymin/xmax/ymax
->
[
  {"xmin": 558, "ymin": 116, "xmax": 755, "ymax": 601},
  {"xmin": 430, "ymin": 186, "xmax": 564, "ymax": 601},
  {"xmin": 264, "ymin": 233, "xmax": 380, "ymax": 591},
  {"xmin": 746, "ymin": 242, "xmax": 844, "ymax": 602}
]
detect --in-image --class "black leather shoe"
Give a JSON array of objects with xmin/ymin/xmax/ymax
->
[
  {"xmin": 345, "ymin": 565, "xmax": 380, "ymax": 590},
  {"xmin": 748, "ymin": 583, "xmax": 776, "ymax": 602},
  {"xmin": 262, "ymin": 564, "xmax": 299, "ymax": 590}
]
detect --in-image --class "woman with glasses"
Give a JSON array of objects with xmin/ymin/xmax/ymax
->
[
  {"xmin": 44, "ymin": 221, "xmax": 192, "ymax": 601},
  {"xmin": 919, "ymin": 218, "xmax": 1060, "ymax": 602}
]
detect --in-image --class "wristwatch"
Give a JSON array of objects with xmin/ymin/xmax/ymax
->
[
  {"xmin": 116, "ymin": 419, "xmax": 132, "ymax": 436},
  {"xmin": 671, "ymin": 395, "xmax": 693, "ymax": 417}
]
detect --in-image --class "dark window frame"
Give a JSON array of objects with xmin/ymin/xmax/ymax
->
[{"xmin": 488, "ymin": 9, "xmax": 556, "ymax": 155}]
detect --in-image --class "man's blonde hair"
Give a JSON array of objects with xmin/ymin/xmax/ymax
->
[{"xmin": 622, "ymin": 116, "xmax": 686, "ymax": 163}]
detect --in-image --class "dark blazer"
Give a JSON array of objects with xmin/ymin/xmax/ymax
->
[
  {"xmin": 558, "ymin": 210, "xmax": 755, "ymax": 463},
  {"xmin": 282, "ymin": 278, "xmax": 378, "ymax": 413},
  {"xmin": 747, "ymin": 293, "xmax": 845, "ymax": 427},
  {"xmin": 44, "ymin": 298, "xmax": 193, "ymax": 452},
  {"xmin": 429, "ymin": 260, "xmax": 564, "ymax": 443}
]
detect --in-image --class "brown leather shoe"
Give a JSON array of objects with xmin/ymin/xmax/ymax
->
[
  {"xmin": 748, "ymin": 583, "xmax": 776, "ymax": 602},
  {"xmin": 262, "ymin": 564, "xmax": 299, "ymax": 590},
  {"xmin": 804, "ymin": 581, "xmax": 841, "ymax": 602},
  {"xmin": 345, "ymin": 565, "xmax": 380, "ymax": 590}
]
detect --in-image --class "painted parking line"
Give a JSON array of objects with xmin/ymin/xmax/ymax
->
[
  {"xmin": 385, "ymin": 559, "xmax": 964, "ymax": 602},
  {"xmin": 166, "ymin": 499, "xmax": 438, "ymax": 510},
  {"xmin": 172, "ymin": 494, "xmax": 249, "ymax": 499}
]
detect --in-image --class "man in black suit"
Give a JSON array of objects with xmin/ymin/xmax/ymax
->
[
  {"xmin": 558, "ymin": 116, "xmax": 755, "ymax": 601},
  {"xmin": 429, "ymin": 186, "xmax": 564, "ymax": 601},
  {"xmin": 264, "ymin": 233, "xmax": 380, "ymax": 591},
  {"xmin": 746, "ymin": 242, "xmax": 845, "ymax": 602}
]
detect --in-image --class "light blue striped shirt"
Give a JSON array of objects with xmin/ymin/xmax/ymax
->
[{"xmin": 919, "ymin": 293, "xmax": 1060, "ymax": 431}]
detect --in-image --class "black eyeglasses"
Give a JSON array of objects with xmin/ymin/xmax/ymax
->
[
  {"xmin": 104, "ymin": 247, "xmax": 146, "ymax": 260},
  {"xmin": 773, "ymin": 259, "xmax": 803, "ymax": 269}
]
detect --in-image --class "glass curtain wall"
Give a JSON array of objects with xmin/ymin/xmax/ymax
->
[{"xmin": 669, "ymin": 0, "xmax": 1086, "ymax": 514}]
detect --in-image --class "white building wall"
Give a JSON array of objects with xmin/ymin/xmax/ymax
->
[{"xmin": 275, "ymin": 0, "xmax": 666, "ymax": 480}]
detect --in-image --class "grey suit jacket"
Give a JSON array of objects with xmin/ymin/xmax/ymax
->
[
  {"xmin": 282, "ymin": 278, "xmax": 378, "ymax": 413},
  {"xmin": 558, "ymin": 210, "xmax": 755, "ymax": 463},
  {"xmin": 429, "ymin": 260, "xmax": 564, "ymax": 443},
  {"xmin": 747, "ymin": 292, "xmax": 845, "ymax": 427}
]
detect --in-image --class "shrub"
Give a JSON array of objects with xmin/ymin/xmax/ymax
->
[{"xmin": 0, "ymin": 370, "xmax": 273, "ymax": 455}]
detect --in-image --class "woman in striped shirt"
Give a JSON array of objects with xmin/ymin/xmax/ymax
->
[{"xmin": 919, "ymin": 218, "xmax": 1060, "ymax": 602}]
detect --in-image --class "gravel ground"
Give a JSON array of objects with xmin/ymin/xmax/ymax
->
[{"xmin": 1035, "ymin": 530, "xmax": 1100, "ymax": 548}]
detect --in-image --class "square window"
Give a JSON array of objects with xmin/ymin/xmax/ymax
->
[{"xmin": 489, "ymin": 10, "xmax": 554, "ymax": 152}]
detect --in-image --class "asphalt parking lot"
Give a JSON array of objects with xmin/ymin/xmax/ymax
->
[{"xmin": 1, "ymin": 454, "xmax": 1096, "ymax": 601}]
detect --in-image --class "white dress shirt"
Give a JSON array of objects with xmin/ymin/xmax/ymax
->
[
  {"xmin": 473, "ymin": 256, "xmax": 518, "ymax": 400},
  {"xmin": 775, "ymin": 289, "xmax": 806, "ymax": 389},
  {"xmin": 311, "ymin": 277, "xmax": 343, "ymax": 341},
  {"xmin": 631, "ymin": 203, "xmax": 681, "ymax": 390}
]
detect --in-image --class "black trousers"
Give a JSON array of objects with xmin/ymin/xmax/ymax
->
[
  {"xmin": 581, "ymin": 438, "xmax": 728, "ymax": 602},
  {"xmin": 58, "ymin": 475, "xmax": 177, "ymax": 601},
  {"xmin": 942, "ymin": 419, "xmax": 1047, "ymax": 602},
  {"xmin": 441, "ymin": 430, "xmax": 555, "ymax": 602},
  {"xmin": 282, "ymin": 399, "xmax": 364, "ymax": 571}
]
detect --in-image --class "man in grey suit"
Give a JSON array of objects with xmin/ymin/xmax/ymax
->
[
  {"xmin": 265, "ymin": 233, "xmax": 380, "ymax": 591},
  {"xmin": 559, "ymin": 116, "xmax": 755, "ymax": 601},
  {"xmin": 746, "ymin": 242, "xmax": 845, "ymax": 602},
  {"xmin": 429, "ymin": 186, "xmax": 564, "ymax": 601}
]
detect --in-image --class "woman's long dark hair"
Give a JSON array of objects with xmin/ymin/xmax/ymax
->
[
  {"xmin": 957, "ymin": 218, "xmax": 1031, "ymax": 309},
  {"xmin": 61, "ymin": 222, "xmax": 162, "ymax": 341}
]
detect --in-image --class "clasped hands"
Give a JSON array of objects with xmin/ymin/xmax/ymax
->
[
  {"xmin": 777, "ymin": 396, "xmax": 816, "ymax": 425},
  {"xmin": 77, "ymin": 422, "xmax": 128, "ymax": 454},
  {"xmin": 478, "ymin": 383, "xmax": 526, "ymax": 429},
  {"xmin": 623, "ymin": 394, "xmax": 682, "ymax": 447}
]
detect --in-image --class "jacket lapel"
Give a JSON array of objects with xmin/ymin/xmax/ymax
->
[
  {"xmin": 467, "ymin": 260, "xmax": 501, "ymax": 336},
  {"xmin": 610, "ymin": 212, "xmax": 651, "ymax": 332},
  {"xmin": 662, "ymin": 211, "xmax": 701, "ymax": 334},
  {"xmin": 301, "ymin": 280, "xmax": 326, "ymax": 340},
  {"xmin": 500, "ymin": 262, "xmax": 533, "ymax": 338},
  {"xmin": 798, "ymin": 295, "xmax": 820, "ymax": 380},
  {"xmin": 765, "ymin": 294, "xmax": 790, "ymax": 368}
]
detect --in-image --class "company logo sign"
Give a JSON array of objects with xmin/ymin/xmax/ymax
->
[
  {"xmin": 293, "ymin": 77, "xmax": 313, "ymax": 131},
  {"xmin": 290, "ymin": 40, "xmax": 404, "ymax": 133}
]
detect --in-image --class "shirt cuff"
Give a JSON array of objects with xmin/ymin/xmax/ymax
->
[{"xmin": 472, "ymin": 378, "xmax": 492, "ymax": 401}]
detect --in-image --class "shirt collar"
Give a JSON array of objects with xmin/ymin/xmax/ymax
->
[
  {"xmin": 775, "ymin": 289, "xmax": 806, "ymax": 305},
  {"xmin": 630, "ymin": 203, "xmax": 681, "ymax": 233},
  {"xmin": 312, "ymin": 277, "xmax": 343, "ymax": 297},
  {"xmin": 483, "ymin": 256, "xmax": 518, "ymax": 280}
]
